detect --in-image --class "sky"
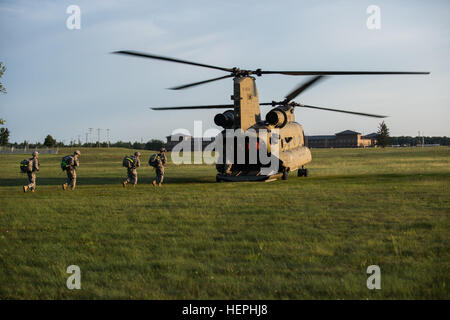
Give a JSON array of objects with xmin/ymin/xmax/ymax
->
[{"xmin": 0, "ymin": 0, "xmax": 449, "ymax": 144}]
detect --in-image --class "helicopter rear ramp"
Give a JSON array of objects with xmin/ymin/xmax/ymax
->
[{"xmin": 216, "ymin": 171, "xmax": 283, "ymax": 182}]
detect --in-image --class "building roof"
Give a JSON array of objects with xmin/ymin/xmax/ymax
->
[
  {"xmin": 306, "ymin": 135, "xmax": 336, "ymax": 140},
  {"xmin": 335, "ymin": 130, "xmax": 361, "ymax": 135},
  {"xmin": 362, "ymin": 132, "xmax": 378, "ymax": 139}
]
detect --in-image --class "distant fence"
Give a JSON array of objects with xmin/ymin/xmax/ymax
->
[{"xmin": 0, "ymin": 146, "xmax": 59, "ymax": 154}]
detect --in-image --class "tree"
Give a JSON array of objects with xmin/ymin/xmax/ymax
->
[
  {"xmin": 43, "ymin": 134, "xmax": 57, "ymax": 147},
  {"xmin": 0, "ymin": 62, "xmax": 6, "ymax": 125},
  {"xmin": 0, "ymin": 127, "xmax": 10, "ymax": 146},
  {"xmin": 377, "ymin": 121, "xmax": 390, "ymax": 148},
  {"xmin": 112, "ymin": 141, "xmax": 132, "ymax": 149},
  {"xmin": 0, "ymin": 62, "xmax": 6, "ymax": 94},
  {"xmin": 145, "ymin": 139, "xmax": 165, "ymax": 151},
  {"xmin": 132, "ymin": 142, "xmax": 145, "ymax": 150}
]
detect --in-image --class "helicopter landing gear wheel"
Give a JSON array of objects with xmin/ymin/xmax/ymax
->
[
  {"xmin": 282, "ymin": 168, "xmax": 289, "ymax": 180},
  {"xmin": 297, "ymin": 168, "xmax": 308, "ymax": 177},
  {"xmin": 216, "ymin": 176, "xmax": 222, "ymax": 182}
]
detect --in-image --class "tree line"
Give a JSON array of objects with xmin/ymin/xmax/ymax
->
[
  {"xmin": 375, "ymin": 121, "xmax": 449, "ymax": 147},
  {"xmin": 390, "ymin": 136, "xmax": 450, "ymax": 146},
  {"xmin": 5, "ymin": 135, "xmax": 166, "ymax": 150},
  {"xmin": 3, "ymin": 132, "xmax": 449, "ymax": 149}
]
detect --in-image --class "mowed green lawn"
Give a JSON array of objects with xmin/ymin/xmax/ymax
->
[{"xmin": 0, "ymin": 147, "xmax": 448, "ymax": 299}]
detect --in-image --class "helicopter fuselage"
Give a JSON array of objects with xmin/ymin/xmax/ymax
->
[{"xmin": 215, "ymin": 76, "xmax": 311, "ymax": 181}]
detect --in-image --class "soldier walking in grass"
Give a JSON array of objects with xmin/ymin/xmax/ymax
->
[
  {"xmin": 61, "ymin": 150, "xmax": 80, "ymax": 191},
  {"xmin": 22, "ymin": 151, "xmax": 39, "ymax": 192},
  {"xmin": 123, "ymin": 151, "xmax": 141, "ymax": 188},
  {"xmin": 149, "ymin": 147, "xmax": 167, "ymax": 187}
]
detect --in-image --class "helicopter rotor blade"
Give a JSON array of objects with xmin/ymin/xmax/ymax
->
[
  {"xmin": 169, "ymin": 75, "xmax": 234, "ymax": 90},
  {"xmin": 299, "ymin": 104, "xmax": 387, "ymax": 118},
  {"xmin": 112, "ymin": 51, "xmax": 429, "ymax": 76},
  {"xmin": 259, "ymin": 102, "xmax": 386, "ymax": 117},
  {"xmin": 150, "ymin": 104, "xmax": 234, "ymax": 110},
  {"xmin": 261, "ymin": 71, "xmax": 430, "ymax": 75},
  {"xmin": 285, "ymin": 76, "xmax": 327, "ymax": 102},
  {"xmin": 113, "ymin": 51, "xmax": 429, "ymax": 92},
  {"xmin": 112, "ymin": 50, "xmax": 232, "ymax": 72}
]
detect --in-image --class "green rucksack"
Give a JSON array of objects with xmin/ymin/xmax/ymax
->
[
  {"xmin": 61, "ymin": 155, "xmax": 74, "ymax": 171},
  {"xmin": 122, "ymin": 156, "xmax": 135, "ymax": 168},
  {"xmin": 20, "ymin": 159, "xmax": 32, "ymax": 173},
  {"xmin": 148, "ymin": 154, "xmax": 159, "ymax": 167}
]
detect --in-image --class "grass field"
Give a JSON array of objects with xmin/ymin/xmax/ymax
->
[{"xmin": 0, "ymin": 147, "xmax": 449, "ymax": 299}]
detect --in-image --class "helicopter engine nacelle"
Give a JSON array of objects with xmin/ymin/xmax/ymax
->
[
  {"xmin": 266, "ymin": 106, "xmax": 295, "ymax": 128},
  {"xmin": 214, "ymin": 110, "xmax": 235, "ymax": 129},
  {"xmin": 266, "ymin": 109, "xmax": 287, "ymax": 128}
]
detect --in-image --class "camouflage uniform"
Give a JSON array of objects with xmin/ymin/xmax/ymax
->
[
  {"xmin": 126, "ymin": 155, "xmax": 140, "ymax": 186},
  {"xmin": 63, "ymin": 151, "xmax": 80, "ymax": 190},
  {"xmin": 25, "ymin": 156, "xmax": 39, "ymax": 192},
  {"xmin": 153, "ymin": 152, "xmax": 167, "ymax": 186},
  {"xmin": 66, "ymin": 157, "xmax": 79, "ymax": 190}
]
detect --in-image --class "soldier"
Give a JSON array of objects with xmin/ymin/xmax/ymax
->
[
  {"xmin": 62, "ymin": 150, "xmax": 80, "ymax": 191},
  {"xmin": 123, "ymin": 151, "xmax": 141, "ymax": 187},
  {"xmin": 23, "ymin": 151, "xmax": 40, "ymax": 192},
  {"xmin": 152, "ymin": 147, "xmax": 167, "ymax": 187}
]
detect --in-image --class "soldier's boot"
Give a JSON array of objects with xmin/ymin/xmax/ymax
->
[
  {"xmin": 62, "ymin": 183, "xmax": 67, "ymax": 191},
  {"xmin": 23, "ymin": 186, "xmax": 28, "ymax": 193},
  {"xmin": 158, "ymin": 183, "xmax": 162, "ymax": 187},
  {"xmin": 123, "ymin": 181, "xmax": 127, "ymax": 188},
  {"xmin": 31, "ymin": 189, "xmax": 35, "ymax": 193},
  {"xmin": 152, "ymin": 180, "xmax": 156, "ymax": 187}
]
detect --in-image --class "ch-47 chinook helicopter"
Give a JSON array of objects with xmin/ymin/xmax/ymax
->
[{"xmin": 114, "ymin": 50, "xmax": 429, "ymax": 182}]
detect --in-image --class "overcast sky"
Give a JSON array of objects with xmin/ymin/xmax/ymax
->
[{"xmin": 0, "ymin": 0, "xmax": 448, "ymax": 144}]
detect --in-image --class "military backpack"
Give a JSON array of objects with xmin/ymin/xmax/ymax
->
[
  {"xmin": 122, "ymin": 156, "xmax": 136, "ymax": 169},
  {"xmin": 20, "ymin": 159, "xmax": 33, "ymax": 173},
  {"xmin": 61, "ymin": 155, "xmax": 74, "ymax": 171},
  {"xmin": 148, "ymin": 154, "xmax": 160, "ymax": 167}
]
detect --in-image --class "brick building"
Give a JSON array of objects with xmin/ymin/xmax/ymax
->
[{"xmin": 306, "ymin": 130, "xmax": 377, "ymax": 148}]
